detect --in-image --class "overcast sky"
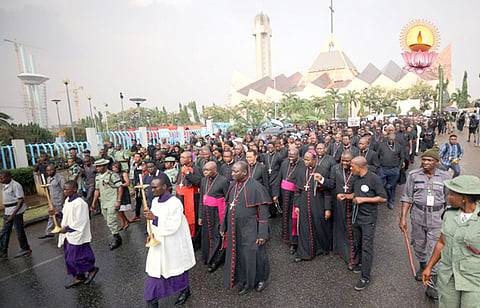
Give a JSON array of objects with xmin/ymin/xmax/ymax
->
[{"xmin": 1, "ymin": 0, "xmax": 479, "ymax": 125}]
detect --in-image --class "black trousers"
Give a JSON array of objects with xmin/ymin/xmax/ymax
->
[
  {"xmin": 1, "ymin": 213, "xmax": 30, "ymax": 254},
  {"xmin": 352, "ymin": 222, "xmax": 376, "ymax": 280}
]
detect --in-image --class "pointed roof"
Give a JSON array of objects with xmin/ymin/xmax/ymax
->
[
  {"xmin": 237, "ymin": 76, "xmax": 273, "ymax": 96},
  {"xmin": 308, "ymin": 34, "xmax": 357, "ymax": 72},
  {"xmin": 381, "ymin": 60, "xmax": 406, "ymax": 82},
  {"xmin": 357, "ymin": 63, "xmax": 382, "ymax": 84},
  {"xmin": 311, "ymin": 73, "xmax": 332, "ymax": 88},
  {"xmin": 298, "ymin": 34, "xmax": 358, "ymax": 86}
]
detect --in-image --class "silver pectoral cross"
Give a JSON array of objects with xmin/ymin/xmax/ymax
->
[
  {"xmin": 179, "ymin": 183, "xmax": 184, "ymax": 189},
  {"xmin": 304, "ymin": 184, "xmax": 309, "ymax": 191},
  {"xmin": 268, "ymin": 168, "xmax": 272, "ymax": 174},
  {"xmin": 343, "ymin": 184, "xmax": 348, "ymax": 193},
  {"xmin": 229, "ymin": 201, "xmax": 235, "ymax": 210}
]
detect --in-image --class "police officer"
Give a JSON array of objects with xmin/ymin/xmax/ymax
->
[
  {"xmin": 399, "ymin": 149, "xmax": 451, "ymax": 300},
  {"xmin": 91, "ymin": 158, "xmax": 123, "ymax": 250}
]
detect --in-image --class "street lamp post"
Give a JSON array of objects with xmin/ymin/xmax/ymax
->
[
  {"xmin": 120, "ymin": 92, "xmax": 125, "ymax": 128},
  {"xmin": 274, "ymin": 100, "xmax": 279, "ymax": 119},
  {"xmin": 87, "ymin": 96, "xmax": 97, "ymax": 129},
  {"xmin": 104, "ymin": 103, "xmax": 109, "ymax": 131},
  {"xmin": 63, "ymin": 78, "xmax": 76, "ymax": 142},
  {"xmin": 129, "ymin": 97, "xmax": 147, "ymax": 127},
  {"xmin": 51, "ymin": 99, "xmax": 61, "ymax": 128}
]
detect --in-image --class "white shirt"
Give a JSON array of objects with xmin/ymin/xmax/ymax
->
[{"xmin": 2, "ymin": 179, "xmax": 27, "ymax": 216}]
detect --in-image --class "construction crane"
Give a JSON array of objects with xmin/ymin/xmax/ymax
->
[{"xmin": 57, "ymin": 83, "xmax": 84, "ymax": 122}]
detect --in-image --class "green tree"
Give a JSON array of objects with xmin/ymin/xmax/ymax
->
[
  {"xmin": 326, "ymin": 88, "xmax": 340, "ymax": 119},
  {"xmin": 188, "ymin": 101, "xmax": 201, "ymax": 123},
  {"xmin": 0, "ymin": 112, "xmax": 12, "ymax": 126}
]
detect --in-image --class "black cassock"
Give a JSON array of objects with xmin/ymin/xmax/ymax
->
[
  {"xmin": 220, "ymin": 161, "xmax": 234, "ymax": 183},
  {"xmin": 199, "ymin": 174, "xmax": 229, "ymax": 265},
  {"xmin": 264, "ymin": 151, "xmax": 282, "ymax": 195},
  {"xmin": 273, "ymin": 159, "xmax": 304, "ymax": 245},
  {"xmin": 330, "ymin": 164, "xmax": 357, "ymax": 266},
  {"xmin": 248, "ymin": 162, "xmax": 269, "ymax": 191},
  {"xmin": 220, "ymin": 178, "xmax": 272, "ymax": 289},
  {"xmin": 294, "ymin": 164, "xmax": 333, "ymax": 260}
]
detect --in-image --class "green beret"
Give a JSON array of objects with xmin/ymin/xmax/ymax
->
[{"xmin": 421, "ymin": 149, "xmax": 439, "ymax": 161}]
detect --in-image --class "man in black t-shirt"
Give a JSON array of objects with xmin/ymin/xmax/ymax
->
[{"xmin": 337, "ymin": 156, "xmax": 387, "ymax": 292}]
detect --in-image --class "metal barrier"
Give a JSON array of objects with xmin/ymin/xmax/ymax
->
[
  {"xmin": 1, "ymin": 128, "xmax": 211, "ymax": 169},
  {"xmin": 26, "ymin": 141, "xmax": 90, "ymax": 165},
  {"xmin": 0, "ymin": 145, "xmax": 15, "ymax": 169}
]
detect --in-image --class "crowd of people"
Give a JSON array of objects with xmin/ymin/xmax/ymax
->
[{"xmin": 1, "ymin": 111, "xmax": 480, "ymax": 307}]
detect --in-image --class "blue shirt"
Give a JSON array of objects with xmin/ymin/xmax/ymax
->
[{"xmin": 439, "ymin": 142, "xmax": 464, "ymax": 166}]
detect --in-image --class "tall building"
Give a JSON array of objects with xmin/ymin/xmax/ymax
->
[{"xmin": 253, "ymin": 12, "xmax": 272, "ymax": 79}]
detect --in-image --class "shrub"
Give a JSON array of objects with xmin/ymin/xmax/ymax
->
[{"xmin": 10, "ymin": 167, "xmax": 36, "ymax": 195}]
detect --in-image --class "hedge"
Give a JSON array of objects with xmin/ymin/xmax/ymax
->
[{"xmin": 10, "ymin": 167, "xmax": 36, "ymax": 195}]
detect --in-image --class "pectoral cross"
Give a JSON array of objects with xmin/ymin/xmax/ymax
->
[
  {"xmin": 304, "ymin": 183, "xmax": 309, "ymax": 191},
  {"xmin": 343, "ymin": 184, "xmax": 349, "ymax": 193},
  {"xmin": 179, "ymin": 183, "xmax": 184, "ymax": 189},
  {"xmin": 268, "ymin": 168, "xmax": 272, "ymax": 174},
  {"xmin": 230, "ymin": 201, "xmax": 235, "ymax": 210}
]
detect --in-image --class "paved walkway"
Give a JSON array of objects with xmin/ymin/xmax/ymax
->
[{"xmin": 0, "ymin": 130, "xmax": 477, "ymax": 307}]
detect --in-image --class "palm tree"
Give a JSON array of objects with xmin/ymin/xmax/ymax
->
[
  {"xmin": 326, "ymin": 88, "xmax": 340, "ymax": 119},
  {"xmin": 0, "ymin": 112, "xmax": 12, "ymax": 126},
  {"xmin": 343, "ymin": 90, "xmax": 359, "ymax": 117}
]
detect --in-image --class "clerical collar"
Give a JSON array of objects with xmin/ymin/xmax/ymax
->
[
  {"xmin": 158, "ymin": 192, "xmax": 172, "ymax": 203},
  {"xmin": 68, "ymin": 193, "xmax": 80, "ymax": 202}
]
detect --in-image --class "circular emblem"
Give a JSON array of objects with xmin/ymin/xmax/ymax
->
[{"xmin": 361, "ymin": 185, "xmax": 369, "ymax": 193}]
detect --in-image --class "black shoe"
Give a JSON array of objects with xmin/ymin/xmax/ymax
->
[
  {"xmin": 174, "ymin": 287, "xmax": 191, "ymax": 305},
  {"xmin": 289, "ymin": 245, "xmax": 297, "ymax": 255},
  {"xmin": 255, "ymin": 281, "xmax": 267, "ymax": 292},
  {"xmin": 425, "ymin": 275, "xmax": 439, "ymax": 300},
  {"xmin": 387, "ymin": 203, "xmax": 394, "ymax": 210},
  {"xmin": 208, "ymin": 263, "xmax": 219, "ymax": 273},
  {"xmin": 353, "ymin": 264, "xmax": 362, "ymax": 274},
  {"xmin": 84, "ymin": 267, "xmax": 99, "ymax": 285},
  {"xmin": 238, "ymin": 284, "xmax": 251, "ymax": 296},
  {"xmin": 14, "ymin": 249, "xmax": 32, "ymax": 258},
  {"xmin": 109, "ymin": 234, "xmax": 122, "ymax": 250},
  {"xmin": 38, "ymin": 234, "xmax": 54, "ymax": 239},
  {"xmin": 425, "ymin": 285, "xmax": 439, "ymax": 300},
  {"xmin": 347, "ymin": 263, "xmax": 355, "ymax": 271},
  {"xmin": 415, "ymin": 262, "xmax": 427, "ymax": 281},
  {"xmin": 354, "ymin": 277, "xmax": 370, "ymax": 291},
  {"xmin": 294, "ymin": 256, "xmax": 302, "ymax": 263}
]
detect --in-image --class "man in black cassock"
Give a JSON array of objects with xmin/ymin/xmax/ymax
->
[
  {"xmin": 220, "ymin": 161, "xmax": 271, "ymax": 296},
  {"xmin": 219, "ymin": 150, "xmax": 234, "ymax": 183},
  {"xmin": 293, "ymin": 150, "xmax": 333, "ymax": 263},
  {"xmin": 330, "ymin": 151, "xmax": 356, "ymax": 269},
  {"xmin": 265, "ymin": 142, "xmax": 282, "ymax": 195},
  {"xmin": 272, "ymin": 147, "xmax": 304, "ymax": 254},
  {"xmin": 198, "ymin": 162, "xmax": 228, "ymax": 273},
  {"xmin": 245, "ymin": 149, "xmax": 269, "ymax": 190}
]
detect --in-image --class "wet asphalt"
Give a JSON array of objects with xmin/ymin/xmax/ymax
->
[{"xmin": 1, "ymin": 131, "xmax": 477, "ymax": 308}]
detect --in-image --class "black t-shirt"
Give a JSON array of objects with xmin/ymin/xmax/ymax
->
[{"xmin": 352, "ymin": 171, "xmax": 387, "ymax": 224}]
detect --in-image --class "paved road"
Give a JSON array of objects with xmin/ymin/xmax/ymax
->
[{"xmin": 1, "ymin": 131, "xmax": 477, "ymax": 307}]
